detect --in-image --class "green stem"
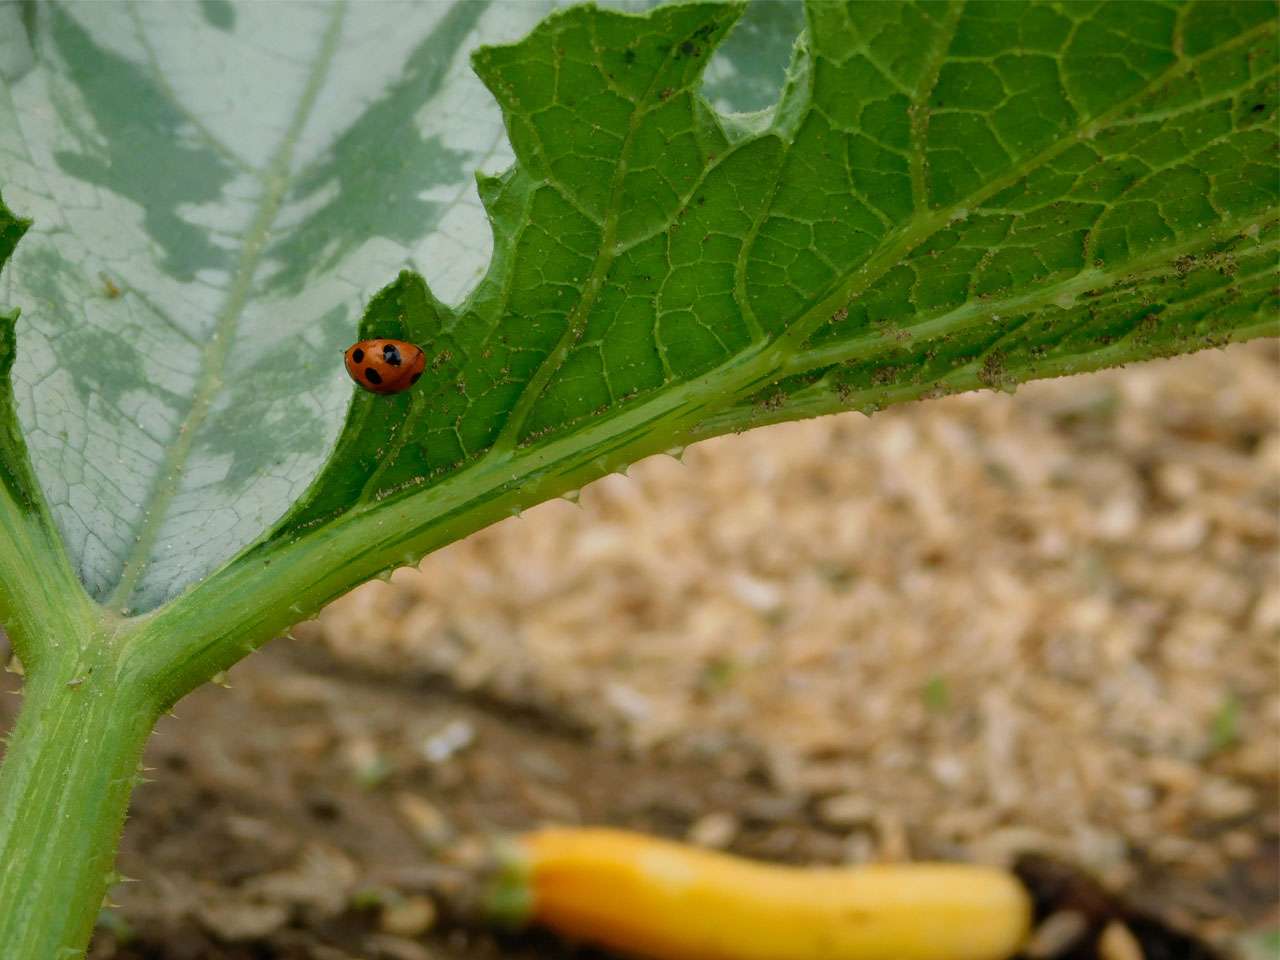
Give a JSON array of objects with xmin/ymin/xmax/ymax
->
[{"xmin": 0, "ymin": 639, "xmax": 159, "ymax": 959}]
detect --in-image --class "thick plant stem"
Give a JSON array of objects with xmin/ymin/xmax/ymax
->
[{"xmin": 0, "ymin": 644, "xmax": 158, "ymax": 959}]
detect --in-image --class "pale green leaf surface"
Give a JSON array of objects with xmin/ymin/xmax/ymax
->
[
  {"xmin": 0, "ymin": 1, "xmax": 521, "ymax": 614},
  {"xmin": 0, "ymin": 0, "xmax": 787, "ymax": 615},
  {"xmin": 0, "ymin": 0, "xmax": 1276, "ymax": 644}
]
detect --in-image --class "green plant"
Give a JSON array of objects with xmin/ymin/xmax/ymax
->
[{"xmin": 0, "ymin": 1, "xmax": 1275, "ymax": 955}]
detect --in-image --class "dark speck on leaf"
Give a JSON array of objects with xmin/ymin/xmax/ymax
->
[
  {"xmin": 365, "ymin": 367, "xmax": 382, "ymax": 385},
  {"xmin": 623, "ymin": 49, "xmax": 636, "ymax": 64},
  {"xmin": 978, "ymin": 351, "xmax": 1007, "ymax": 389},
  {"xmin": 1252, "ymin": 103, "xmax": 1266, "ymax": 112}
]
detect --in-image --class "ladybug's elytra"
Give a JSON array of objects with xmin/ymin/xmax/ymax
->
[{"xmin": 344, "ymin": 339, "xmax": 426, "ymax": 395}]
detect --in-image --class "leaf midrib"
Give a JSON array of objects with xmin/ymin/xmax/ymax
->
[{"xmin": 104, "ymin": 1, "xmax": 347, "ymax": 612}]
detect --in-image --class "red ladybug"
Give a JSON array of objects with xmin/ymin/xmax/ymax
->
[{"xmin": 344, "ymin": 339, "xmax": 425, "ymax": 395}]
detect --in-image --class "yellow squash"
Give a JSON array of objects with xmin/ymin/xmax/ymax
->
[{"xmin": 488, "ymin": 827, "xmax": 1032, "ymax": 960}]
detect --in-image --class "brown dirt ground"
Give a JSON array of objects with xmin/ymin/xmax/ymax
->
[{"xmin": 1, "ymin": 341, "xmax": 1277, "ymax": 959}]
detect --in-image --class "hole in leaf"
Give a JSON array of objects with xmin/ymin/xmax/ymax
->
[{"xmin": 701, "ymin": 1, "xmax": 804, "ymax": 114}]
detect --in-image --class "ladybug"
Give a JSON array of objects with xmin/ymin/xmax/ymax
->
[{"xmin": 343, "ymin": 339, "xmax": 425, "ymax": 395}]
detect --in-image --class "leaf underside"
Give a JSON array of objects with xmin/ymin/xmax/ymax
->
[{"xmin": 1, "ymin": 0, "xmax": 1277, "ymax": 629}]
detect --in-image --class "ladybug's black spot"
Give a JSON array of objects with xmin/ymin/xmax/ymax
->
[
  {"xmin": 410, "ymin": 372, "xmax": 421, "ymax": 384},
  {"xmin": 364, "ymin": 367, "xmax": 383, "ymax": 385},
  {"xmin": 351, "ymin": 348, "xmax": 364, "ymax": 363},
  {"xmin": 382, "ymin": 343, "xmax": 402, "ymax": 366}
]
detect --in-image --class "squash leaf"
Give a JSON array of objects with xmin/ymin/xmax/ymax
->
[{"xmin": 0, "ymin": 1, "xmax": 1275, "ymax": 696}]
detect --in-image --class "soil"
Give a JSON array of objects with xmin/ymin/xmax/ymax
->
[{"xmin": 1, "ymin": 341, "xmax": 1276, "ymax": 959}]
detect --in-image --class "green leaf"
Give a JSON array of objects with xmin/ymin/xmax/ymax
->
[
  {"xmin": 270, "ymin": 0, "xmax": 1279, "ymax": 539},
  {"xmin": 0, "ymin": 1, "xmax": 1275, "ymax": 702}
]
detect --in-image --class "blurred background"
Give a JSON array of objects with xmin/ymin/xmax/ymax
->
[{"xmin": 3, "ymin": 340, "xmax": 1272, "ymax": 959}]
